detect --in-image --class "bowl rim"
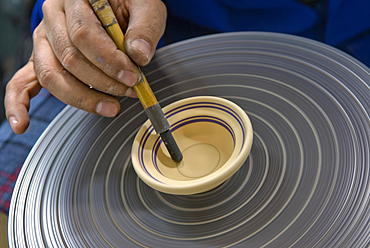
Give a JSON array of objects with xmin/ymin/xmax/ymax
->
[{"xmin": 131, "ymin": 96, "xmax": 253, "ymax": 194}]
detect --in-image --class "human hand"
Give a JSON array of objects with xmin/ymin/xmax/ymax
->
[{"xmin": 5, "ymin": 0, "xmax": 166, "ymax": 134}]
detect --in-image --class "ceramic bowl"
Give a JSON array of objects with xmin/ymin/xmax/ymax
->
[{"xmin": 131, "ymin": 96, "xmax": 253, "ymax": 195}]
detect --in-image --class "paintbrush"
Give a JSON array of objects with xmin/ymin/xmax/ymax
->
[{"xmin": 89, "ymin": 0, "xmax": 182, "ymax": 162}]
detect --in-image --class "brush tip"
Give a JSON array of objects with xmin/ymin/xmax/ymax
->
[{"xmin": 160, "ymin": 130, "xmax": 183, "ymax": 162}]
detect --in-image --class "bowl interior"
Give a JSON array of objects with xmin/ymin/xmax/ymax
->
[
  {"xmin": 148, "ymin": 118, "xmax": 235, "ymax": 181},
  {"xmin": 132, "ymin": 96, "xmax": 252, "ymax": 194}
]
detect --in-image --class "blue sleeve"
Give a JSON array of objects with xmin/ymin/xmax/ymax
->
[
  {"xmin": 162, "ymin": 0, "xmax": 320, "ymax": 44},
  {"xmin": 162, "ymin": 0, "xmax": 370, "ymax": 67},
  {"xmin": 31, "ymin": 0, "xmax": 45, "ymax": 33}
]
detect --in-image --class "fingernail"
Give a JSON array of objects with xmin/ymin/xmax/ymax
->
[
  {"xmin": 96, "ymin": 100, "xmax": 118, "ymax": 117},
  {"xmin": 118, "ymin": 70, "xmax": 138, "ymax": 87},
  {"xmin": 9, "ymin": 116, "xmax": 18, "ymax": 130},
  {"xmin": 131, "ymin": 39, "xmax": 151, "ymax": 62},
  {"xmin": 124, "ymin": 87, "xmax": 138, "ymax": 98}
]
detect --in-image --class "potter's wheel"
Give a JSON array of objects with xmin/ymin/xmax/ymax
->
[{"xmin": 8, "ymin": 32, "xmax": 370, "ymax": 247}]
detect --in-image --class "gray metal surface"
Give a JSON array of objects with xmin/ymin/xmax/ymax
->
[{"xmin": 8, "ymin": 32, "xmax": 370, "ymax": 247}]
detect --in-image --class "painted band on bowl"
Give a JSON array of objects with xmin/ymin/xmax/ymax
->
[{"xmin": 137, "ymin": 101, "xmax": 247, "ymax": 184}]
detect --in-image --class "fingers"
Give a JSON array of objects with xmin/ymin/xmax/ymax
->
[
  {"xmin": 5, "ymin": 58, "xmax": 41, "ymax": 134},
  {"xmin": 60, "ymin": 0, "xmax": 139, "ymax": 87},
  {"xmin": 5, "ymin": 0, "xmax": 166, "ymax": 135},
  {"xmin": 123, "ymin": 0, "xmax": 167, "ymax": 66},
  {"xmin": 42, "ymin": 0, "xmax": 130, "ymax": 96},
  {"xmin": 33, "ymin": 21, "xmax": 122, "ymax": 118},
  {"xmin": 43, "ymin": 0, "xmax": 137, "ymax": 96}
]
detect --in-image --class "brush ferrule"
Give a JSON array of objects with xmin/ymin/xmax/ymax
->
[{"xmin": 145, "ymin": 103, "xmax": 170, "ymax": 134}]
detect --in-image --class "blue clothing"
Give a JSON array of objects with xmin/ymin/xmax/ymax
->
[
  {"xmin": 30, "ymin": 0, "xmax": 370, "ymax": 66},
  {"xmin": 161, "ymin": 0, "xmax": 370, "ymax": 67},
  {"xmin": 0, "ymin": 0, "xmax": 369, "ymax": 214},
  {"xmin": 30, "ymin": 0, "xmax": 44, "ymax": 33},
  {"xmin": 0, "ymin": 89, "xmax": 65, "ymax": 213}
]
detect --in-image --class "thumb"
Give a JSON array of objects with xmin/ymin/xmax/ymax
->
[{"xmin": 124, "ymin": 0, "xmax": 167, "ymax": 66}]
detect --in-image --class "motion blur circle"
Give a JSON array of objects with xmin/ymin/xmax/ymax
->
[{"xmin": 9, "ymin": 32, "xmax": 370, "ymax": 247}]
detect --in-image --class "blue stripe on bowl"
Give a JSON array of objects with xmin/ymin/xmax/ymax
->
[
  {"xmin": 166, "ymin": 102, "xmax": 245, "ymax": 133},
  {"xmin": 171, "ymin": 115, "xmax": 236, "ymax": 141},
  {"xmin": 138, "ymin": 126, "xmax": 164, "ymax": 183},
  {"xmin": 137, "ymin": 101, "xmax": 247, "ymax": 183},
  {"xmin": 165, "ymin": 102, "xmax": 245, "ymax": 145}
]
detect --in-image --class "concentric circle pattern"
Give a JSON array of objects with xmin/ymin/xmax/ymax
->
[{"xmin": 9, "ymin": 32, "xmax": 370, "ymax": 247}]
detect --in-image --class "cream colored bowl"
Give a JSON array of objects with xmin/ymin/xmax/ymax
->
[{"xmin": 131, "ymin": 96, "xmax": 253, "ymax": 195}]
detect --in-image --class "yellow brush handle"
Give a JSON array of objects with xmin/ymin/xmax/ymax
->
[{"xmin": 89, "ymin": 0, "xmax": 157, "ymax": 109}]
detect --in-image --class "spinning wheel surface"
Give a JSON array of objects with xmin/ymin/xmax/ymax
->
[{"xmin": 9, "ymin": 32, "xmax": 370, "ymax": 247}]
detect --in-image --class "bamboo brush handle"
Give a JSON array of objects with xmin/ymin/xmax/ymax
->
[{"xmin": 89, "ymin": 0, "xmax": 157, "ymax": 110}]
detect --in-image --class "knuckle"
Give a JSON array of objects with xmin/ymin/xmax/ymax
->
[
  {"xmin": 152, "ymin": 0, "xmax": 167, "ymax": 30},
  {"xmin": 41, "ymin": 0, "xmax": 52, "ymax": 16},
  {"xmin": 105, "ymin": 52, "xmax": 120, "ymax": 69},
  {"xmin": 157, "ymin": 0, "xmax": 167, "ymax": 15},
  {"xmin": 59, "ymin": 46, "xmax": 77, "ymax": 70},
  {"xmin": 32, "ymin": 23, "xmax": 43, "ymax": 41},
  {"xmin": 69, "ymin": 20, "xmax": 89, "ymax": 43},
  {"xmin": 68, "ymin": 3, "xmax": 90, "ymax": 43},
  {"xmin": 5, "ymin": 80, "xmax": 17, "ymax": 96},
  {"xmin": 97, "ymin": 51, "xmax": 123, "ymax": 75},
  {"xmin": 49, "ymin": 29, "xmax": 77, "ymax": 70},
  {"xmin": 74, "ymin": 94, "xmax": 88, "ymax": 110},
  {"xmin": 105, "ymin": 80, "xmax": 116, "ymax": 93},
  {"xmin": 6, "ymin": 77, "xmax": 23, "ymax": 94},
  {"xmin": 36, "ymin": 64, "xmax": 57, "ymax": 88},
  {"xmin": 106, "ymin": 80, "xmax": 122, "ymax": 95}
]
